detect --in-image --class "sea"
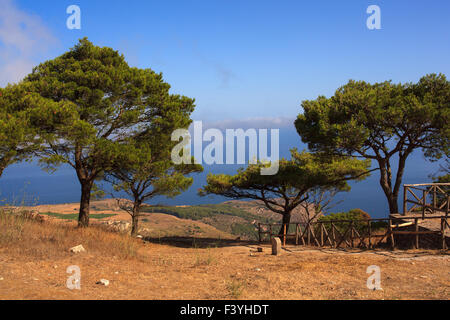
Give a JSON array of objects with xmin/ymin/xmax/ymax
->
[{"xmin": 0, "ymin": 127, "xmax": 444, "ymax": 219}]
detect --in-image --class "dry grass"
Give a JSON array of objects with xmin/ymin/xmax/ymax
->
[
  {"xmin": 193, "ymin": 248, "xmax": 217, "ymax": 267},
  {"xmin": 226, "ymin": 279, "xmax": 246, "ymax": 299},
  {"xmin": 0, "ymin": 209, "xmax": 449, "ymax": 300},
  {"xmin": 0, "ymin": 209, "xmax": 141, "ymax": 261}
]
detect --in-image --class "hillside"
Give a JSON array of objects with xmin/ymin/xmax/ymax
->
[
  {"xmin": 22, "ymin": 199, "xmax": 237, "ymax": 240},
  {"xmin": 0, "ymin": 209, "xmax": 448, "ymax": 300},
  {"xmin": 22, "ymin": 198, "xmax": 319, "ymax": 240},
  {"xmin": 141, "ymin": 199, "xmax": 318, "ymax": 240}
]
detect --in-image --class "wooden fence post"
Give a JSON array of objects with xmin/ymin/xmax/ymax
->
[
  {"xmin": 307, "ymin": 223, "xmax": 311, "ymax": 246},
  {"xmin": 331, "ymin": 222, "xmax": 336, "ymax": 248},
  {"xmin": 403, "ymin": 186, "xmax": 407, "ymax": 215},
  {"xmin": 415, "ymin": 218, "xmax": 419, "ymax": 249},
  {"xmin": 433, "ymin": 186, "xmax": 437, "ymax": 214},
  {"xmin": 258, "ymin": 223, "xmax": 261, "ymax": 243},
  {"xmin": 422, "ymin": 189, "xmax": 428, "ymax": 219},
  {"xmin": 447, "ymin": 195, "xmax": 449, "ymax": 217},
  {"xmin": 350, "ymin": 221, "xmax": 355, "ymax": 248},
  {"xmin": 320, "ymin": 222, "xmax": 324, "ymax": 247},
  {"xmin": 389, "ymin": 219, "xmax": 395, "ymax": 250}
]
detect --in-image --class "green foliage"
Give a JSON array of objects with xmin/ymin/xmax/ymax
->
[
  {"xmin": 0, "ymin": 82, "xmax": 74, "ymax": 177},
  {"xmin": 295, "ymin": 74, "xmax": 450, "ymax": 213},
  {"xmin": 141, "ymin": 203, "xmax": 257, "ymax": 221},
  {"xmin": 199, "ymin": 150, "xmax": 370, "ymax": 219},
  {"xmin": 230, "ymin": 222, "xmax": 258, "ymax": 239},
  {"xmin": 141, "ymin": 203, "xmax": 263, "ymax": 239},
  {"xmin": 40, "ymin": 212, "xmax": 116, "ymax": 220},
  {"xmin": 18, "ymin": 38, "xmax": 198, "ymax": 226},
  {"xmin": 434, "ymin": 174, "xmax": 450, "ymax": 183},
  {"xmin": 296, "ymin": 74, "xmax": 449, "ymax": 159},
  {"xmin": 90, "ymin": 183, "xmax": 106, "ymax": 201},
  {"xmin": 318, "ymin": 209, "xmax": 387, "ymax": 233},
  {"xmin": 319, "ymin": 209, "xmax": 371, "ymax": 223},
  {"xmin": 105, "ymin": 139, "xmax": 203, "ymax": 215}
]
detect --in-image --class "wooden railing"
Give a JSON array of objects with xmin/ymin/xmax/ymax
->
[
  {"xmin": 403, "ymin": 183, "xmax": 449, "ymax": 218},
  {"xmin": 258, "ymin": 216, "xmax": 449, "ymax": 250}
]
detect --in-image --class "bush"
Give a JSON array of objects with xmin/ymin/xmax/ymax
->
[
  {"xmin": 317, "ymin": 208, "xmax": 386, "ymax": 234},
  {"xmin": 141, "ymin": 204, "xmax": 256, "ymax": 221},
  {"xmin": 319, "ymin": 208, "xmax": 371, "ymax": 222}
]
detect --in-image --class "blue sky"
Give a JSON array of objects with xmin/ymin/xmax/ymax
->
[
  {"xmin": 0, "ymin": 0, "xmax": 449, "ymax": 215},
  {"xmin": 3, "ymin": 0, "xmax": 450, "ymax": 123}
]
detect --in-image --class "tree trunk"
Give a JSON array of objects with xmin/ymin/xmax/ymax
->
[
  {"xmin": 378, "ymin": 159, "xmax": 399, "ymax": 214},
  {"xmin": 278, "ymin": 212, "xmax": 292, "ymax": 236},
  {"xmin": 78, "ymin": 181, "xmax": 93, "ymax": 227},
  {"xmin": 387, "ymin": 194, "xmax": 399, "ymax": 214},
  {"xmin": 131, "ymin": 201, "xmax": 142, "ymax": 236}
]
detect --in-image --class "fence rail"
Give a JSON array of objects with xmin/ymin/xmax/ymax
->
[
  {"xmin": 258, "ymin": 216, "xmax": 449, "ymax": 250},
  {"xmin": 403, "ymin": 183, "xmax": 449, "ymax": 218}
]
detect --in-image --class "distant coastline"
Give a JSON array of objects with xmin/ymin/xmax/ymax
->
[{"xmin": 0, "ymin": 149, "xmax": 442, "ymax": 219}]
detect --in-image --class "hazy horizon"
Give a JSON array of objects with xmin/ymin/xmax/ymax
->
[{"xmin": 0, "ymin": 126, "xmax": 444, "ymax": 218}]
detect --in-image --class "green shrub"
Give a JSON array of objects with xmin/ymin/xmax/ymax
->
[
  {"xmin": 141, "ymin": 204, "xmax": 257, "ymax": 221},
  {"xmin": 40, "ymin": 212, "xmax": 116, "ymax": 220},
  {"xmin": 317, "ymin": 208, "xmax": 387, "ymax": 234}
]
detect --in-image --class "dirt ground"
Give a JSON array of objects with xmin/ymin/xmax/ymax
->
[
  {"xmin": 1, "ymin": 240, "xmax": 449, "ymax": 299},
  {"xmin": 1, "ymin": 205, "xmax": 449, "ymax": 300}
]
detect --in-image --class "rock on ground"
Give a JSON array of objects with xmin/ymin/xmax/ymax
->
[
  {"xmin": 96, "ymin": 279, "xmax": 109, "ymax": 286},
  {"xmin": 69, "ymin": 245, "xmax": 86, "ymax": 253}
]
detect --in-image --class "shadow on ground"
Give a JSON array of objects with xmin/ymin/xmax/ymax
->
[{"xmin": 143, "ymin": 236, "xmax": 260, "ymax": 248}]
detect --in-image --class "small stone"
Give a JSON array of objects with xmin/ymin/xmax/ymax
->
[
  {"xmin": 255, "ymin": 268, "xmax": 262, "ymax": 272},
  {"xmin": 136, "ymin": 235, "xmax": 143, "ymax": 239},
  {"xmin": 0, "ymin": 277, "xmax": 4, "ymax": 281},
  {"xmin": 271, "ymin": 237, "xmax": 282, "ymax": 255},
  {"xmin": 96, "ymin": 279, "xmax": 109, "ymax": 286},
  {"xmin": 69, "ymin": 245, "xmax": 86, "ymax": 253},
  {"xmin": 115, "ymin": 271, "xmax": 119, "ymax": 274}
]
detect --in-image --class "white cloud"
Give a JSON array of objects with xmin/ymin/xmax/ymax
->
[
  {"xmin": 0, "ymin": 0, "xmax": 56, "ymax": 86},
  {"xmin": 194, "ymin": 116, "xmax": 295, "ymax": 130}
]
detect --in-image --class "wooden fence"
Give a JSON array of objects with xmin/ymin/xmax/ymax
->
[
  {"xmin": 258, "ymin": 216, "xmax": 449, "ymax": 250},
  {"xmin": 403, "ymin": 183, "xmax": 449, "ymax": 217}
]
